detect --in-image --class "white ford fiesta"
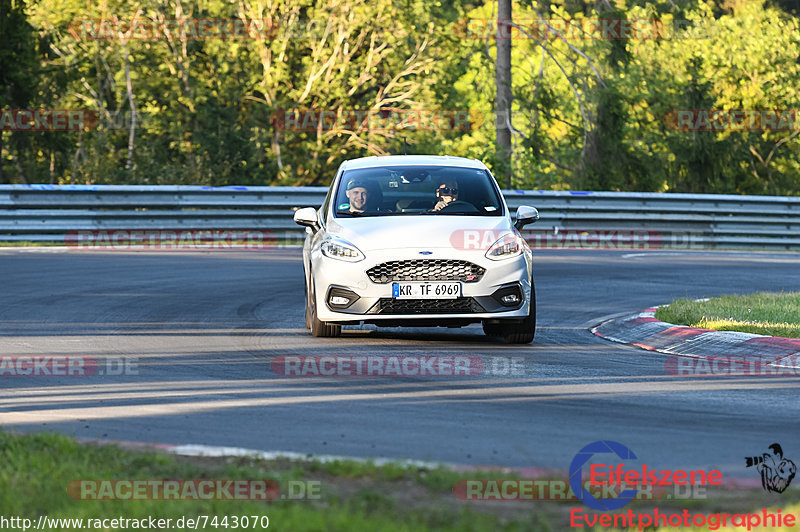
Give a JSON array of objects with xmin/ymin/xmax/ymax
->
[{"xmin": 293, "ymin": 155, "xmax": 540, "ymax": 343}]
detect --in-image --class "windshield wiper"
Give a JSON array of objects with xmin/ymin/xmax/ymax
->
[{"xmin": 336, "ymin": 210, "xmax": 370, "ymax": 217}]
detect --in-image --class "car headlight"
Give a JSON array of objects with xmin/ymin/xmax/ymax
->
[
  {"xmin": 485, "ymin": 232, "xmax": 526, "ymax": 260},
  {"xmin": 321, "ymin": 237, "xmax": 365, "ymax": 262}
]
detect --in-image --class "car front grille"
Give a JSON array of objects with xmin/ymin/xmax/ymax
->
[
  {"xmin": 375, "ymin": 297, "xmax": 484, "ymax": 314},
  {"xmin": 366, "ymin": 259, "xmax": 485, "ymax": 283}
]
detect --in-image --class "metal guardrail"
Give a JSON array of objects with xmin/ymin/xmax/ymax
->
[{"xmin": 0, "ymin": 185, "xmax": 798, "ymax": 249}]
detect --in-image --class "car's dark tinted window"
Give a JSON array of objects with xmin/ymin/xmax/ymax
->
[{"xmin": 333, "ymin": 166, "xmax": 503, "ymax": 217}]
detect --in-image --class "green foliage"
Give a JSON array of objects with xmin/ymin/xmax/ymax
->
[
  {"xmin": 0, "ymin": 0, "xmax": 38, "ymax": 107},
  {"xmin": 2, "ymin": 0, "xmax": 799, "ymax": 192},
  {"xmin": 0, "ymin": 0, "xmax": 40, "ymax": 183}
]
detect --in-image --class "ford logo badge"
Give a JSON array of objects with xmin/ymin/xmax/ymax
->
[{"xmin": 418, "ymin": 251, "xmax": 433, "ymax": 255}]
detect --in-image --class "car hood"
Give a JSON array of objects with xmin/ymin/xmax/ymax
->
[{"xmin": 325, "ymin": 215, "xmax": 514, "ymax": 252}]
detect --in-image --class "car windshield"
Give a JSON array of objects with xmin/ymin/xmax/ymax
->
[{"xmin": 333, "ymin": 165, "xmax": 503, "ymax": 217}]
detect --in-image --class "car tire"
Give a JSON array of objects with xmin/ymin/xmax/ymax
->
[
  {"xmin": 309, "ymin": 278, "xmax": 341, "ymax": 338},
  {"xmin": 482, "ymin": 321, "xmax": 502, "ymax": 337},
  {"xmin": 304, "ymin": 276, "xmax": 311, "ymax": 330},
  {"xmin": 499, "ymin": 277, "xmax": 536, "ymax": 344}
]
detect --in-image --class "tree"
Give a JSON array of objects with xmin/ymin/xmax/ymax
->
[
  {"xmin": 0, "ymin": 0, "xmax": 39, "ymax": 183},
  {"xmin": 495, "ymin": 0, "xmax": 512, "ymax": 187}
]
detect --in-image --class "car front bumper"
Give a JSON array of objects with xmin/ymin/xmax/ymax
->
[{"xmin": 311, "ymin": 247, "xmax": 533, "ymax": 324}]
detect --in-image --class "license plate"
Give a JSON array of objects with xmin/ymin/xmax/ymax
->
[{"xmin": 392, "ymin": 282, "xmax": 461, "ymax": 299}]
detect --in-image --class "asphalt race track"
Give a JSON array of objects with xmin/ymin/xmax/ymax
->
[{"xmin": 1, "ymin": 248, "xmax": 799, "ymax": 476}]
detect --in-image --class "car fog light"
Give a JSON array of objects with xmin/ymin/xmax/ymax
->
[
  {"xmin": 491, "ymin": 284, "xmax": 524, "ymax": 307},
  {"xmin": 326, "ymin": 286, "xmax": 360, "ymax": 310}
]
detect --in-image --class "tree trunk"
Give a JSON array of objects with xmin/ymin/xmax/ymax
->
[
  {"xmin": 124, "ymin": 44, "xmax": 137, "ymax": 172},
  {"xmin": 11, "ymin": 148, "xmax": 27, "ymax": 184},
  {"xmin": 0, "ymin": 132, "xmax": 4, "ymax": 184},
  {"xmin": 495, "ymin": 0, "xmax": 513, "ymax": 188}
]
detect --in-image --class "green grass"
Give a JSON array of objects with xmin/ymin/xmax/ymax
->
[
  {"xmin": 3, "ymin": 430, "xmax": 795, "ymax": 531},
  {"xmin": 655, "ymin": 291, "xmax": 800, "ymax": 338},
  {"xmin": 304, "ymin": 458, "xmax": 524, "ymax": 492},
  {"xmin": 0, "ymin": 431, "xmax": 543, "ymax": 531},
  {"xmin": 0, "ymin": 241, "xmax": 55, "ymax": 247}
]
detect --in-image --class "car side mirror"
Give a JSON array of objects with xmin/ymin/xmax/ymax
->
[
  {"xmin": 294, "ymin": 207, "xmax": 320, "ymax": 232},
  {"xmin": 514, "ymin": 206, "xmax": 539, "ymax": 230}
]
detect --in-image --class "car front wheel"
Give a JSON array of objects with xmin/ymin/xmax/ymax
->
[
  {"xmin": 309, "ymin": 278, "xmax": 341, "ymax": 338},
  {"xmin": 497, "ymin": 278, "xmax": 536, "ymax": 344}
]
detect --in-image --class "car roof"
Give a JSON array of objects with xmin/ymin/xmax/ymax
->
[{"xmin": 340, "ymin": 155, "xmax": 487, "ymax": 171}]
